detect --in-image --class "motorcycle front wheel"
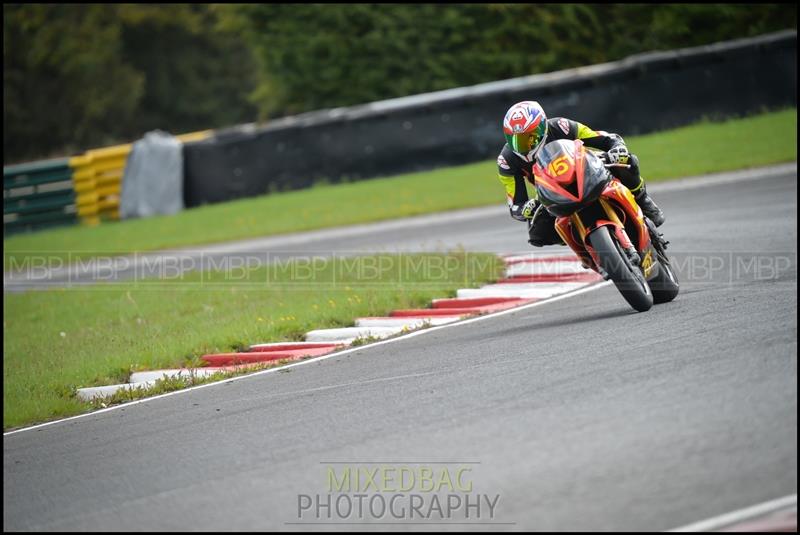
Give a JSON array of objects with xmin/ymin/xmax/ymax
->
[
  {"xmin": 650, "ymin": 250, "xmax": 680, "ymax": 304},
  {"xmin": 588, "ymin": 225, "xmax": 653, "ymax": 312}
]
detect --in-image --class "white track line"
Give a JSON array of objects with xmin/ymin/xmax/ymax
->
[
  {"xmin": 668, "ymin": 493, "xmax": 797, "ymax": 532},
  {"xmin": 4, "ymin": 280, "xmax": 611, "ymax": 436}
]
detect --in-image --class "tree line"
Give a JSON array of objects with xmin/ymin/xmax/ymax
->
[{"xmin": 4, "ymin": 3, "xmax": 796, "ymax": 164}]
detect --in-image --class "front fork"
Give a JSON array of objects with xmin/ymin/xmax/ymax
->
[
  {"xmin": 556, "ymin": 198, "xmax": 654, "ymax": 279},
  {"xmin": 645, "ymin": 216, "xmax": 671, "ymax": 265}
]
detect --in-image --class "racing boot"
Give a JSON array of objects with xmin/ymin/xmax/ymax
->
[{"xmin": 634, "ymin": 184, "xmax": 665, "ymax": 227}]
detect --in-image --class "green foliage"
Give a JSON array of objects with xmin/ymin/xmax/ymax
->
[
  {"xmin": 600, "ymin": 3, "xmax": 797, "ymax": 57},
  {"xmin": 115, "ymin": 4, "xmax": 258, "ymax": 137},
  {"xmin": 224, "ymin": 4, "xmax": 796, "ymax": 119},
  {"xmin": 3, "ymin": 4, "xmax": 796, "ymax": 163},
  {"xmin": 3, "ymin": 4, "xmax": 258, "ymax": 164},
  {"xmin": 3, "ymin": 5, "xmax": 144, "ymax": 161},
  {"xmin": 220, "ymin": 4, "xmax": 604, "ymax": 118}
]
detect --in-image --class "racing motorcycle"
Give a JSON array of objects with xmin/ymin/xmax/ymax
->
[{"xmin": 533, "ymin": 139, "xmax": 679, "ymax": 312}]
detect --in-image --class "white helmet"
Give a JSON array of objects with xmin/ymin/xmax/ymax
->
[{"xmin": 503, "ymin": 101, "xmax": 548, "ymax": 162}]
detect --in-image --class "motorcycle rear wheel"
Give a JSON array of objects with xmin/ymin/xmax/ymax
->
[{"xmin": 588, "ymin": 226, "xmax": 653, "ymax": 312}]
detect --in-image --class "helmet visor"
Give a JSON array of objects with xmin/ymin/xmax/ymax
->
[{"xmin": 508, "ymin": 120, "xmax": 547, "ymax": 156}]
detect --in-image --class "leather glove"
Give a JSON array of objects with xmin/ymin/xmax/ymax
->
[
  {"xmin": 605, "ymin": 145, "xmax": 630, "ymax": 165},
  {"xmin": 521, "ymin": 198, "xmax": 539, "ymax": 220}
]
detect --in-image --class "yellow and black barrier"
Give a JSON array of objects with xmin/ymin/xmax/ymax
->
[
  {"xmin": 69, "ymin": 130, "xmax": 212, "ymax": 226},
  {"xmin": 2, "ymin": 129, "xmax": 214, "ymax": 234}
]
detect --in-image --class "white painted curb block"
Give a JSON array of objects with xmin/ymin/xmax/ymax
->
[
  {"xmin": 71, "ymin": 253, "xmax": 593, "ymax": 408},
  {"xmin": 503, "ymin": 253, "xmax": 578, "ymax": 264},
  {"xmin": 457, "ymin": 281, "xmax": 591, "ymax": 299},
  {"xmin": 305, "ymin": 326, "xmax": 406, "ymax": 342},
  {"xmin": 249, "ymin": 341, "xmax": 341, "ymax": 350},
  {"xmin": 355, "ymin": 316, "xmax": 462, "ymax": 328},
  {"xmin": 129, "ymin": 369, "xmax": 223, "ymax": 384},
  {"xmin": 77, "ymin": 381, "xmax": 157, "ymax": 402},
  {"xmin": 318, "ymin": 338, "xmax": 359, "ymax": 346},
  {"xmin": 505, "ymin": 260, "xmax": 586, "ymax": 277},
  {"xmin": 73, "ymin": 254, "xmax": 594, "ymax": 405}
]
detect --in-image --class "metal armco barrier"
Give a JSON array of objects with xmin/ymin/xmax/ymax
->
[
  {"xmin": 3, "ymin": 158, "xmax": 77, "ymax": 234},
  {"xmin": 183, "ymin": 30, "xmax": 797, "ymax": 208}
]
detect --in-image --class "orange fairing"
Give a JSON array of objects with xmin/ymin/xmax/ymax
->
[
  {"xmin": 555, "ymin": 215, "xmax": 593, "ymax": 267},
  {"xmin": 556, "ymin": 177, "xmax": 652, "ymax": 270},
  {"xmin": 534, "ymin": 139, "xmax": 586, "ymax": 203},
  {"xmin": 599, "ymin": 181, "xmax": 650, "ymax": 252}
]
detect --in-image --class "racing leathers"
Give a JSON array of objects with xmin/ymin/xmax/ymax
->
[{"xmin": 496, "ymin": 117, "xmax": 665, "ymax": 246}]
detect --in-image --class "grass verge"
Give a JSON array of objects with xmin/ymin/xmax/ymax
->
[
  {"xmin": 4, "ymin": 108, "xmax": 796, "ymax": 269},
  {"xmin": 3, "ymin": 252, "xmax": 504, "ymax": 430}
]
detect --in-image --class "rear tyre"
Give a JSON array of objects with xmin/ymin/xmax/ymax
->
[{"xmin": 588, "ymin": 226, "xmax": 653, "ymax": 312}]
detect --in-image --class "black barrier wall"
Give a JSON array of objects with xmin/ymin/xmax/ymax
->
[{"xmin": 183, "ymin": 30, "xmax": 797, "ymax": 208}]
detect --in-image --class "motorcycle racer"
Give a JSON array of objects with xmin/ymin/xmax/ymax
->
[{"xmin": 497, "ymin": 100, "xmax": 665, "ymax": 247}]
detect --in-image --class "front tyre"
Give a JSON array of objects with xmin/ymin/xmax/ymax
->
[
  {"xmin": 650, "ymin": 251, "xmax": 680, "ymax": 304},
  {"xmin": 588, "ymin": 226, "xmax": 653, "ymax": 312}
]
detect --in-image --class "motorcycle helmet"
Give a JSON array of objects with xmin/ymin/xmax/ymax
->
[{"xmin": 503, "ymin": 101, "xmax": 548, "ymax": 162}]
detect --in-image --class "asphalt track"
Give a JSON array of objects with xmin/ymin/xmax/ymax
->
[{"xmin": 3, "ymin": 166, "xmax": 797, "ymax": 531}]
